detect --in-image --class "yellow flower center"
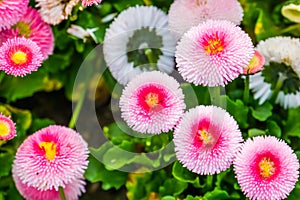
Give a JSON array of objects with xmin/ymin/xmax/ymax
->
[
  {"xmin": 198, "ymin": 129, "xmax": 212, "ymax": 144},
  {"xmin": 204, "ymin": 37, "xmax": 224, "ymax": 54},
  {"xmin": 39, "ymin": 141, "xmax": 57, "ymax": 161},
  {"xmin": 11, "ymin": 51, "xmax": 27, "ymax": 65},
  {"xmin": 0, "ymin": 122, "xmax": 9, "ymax": 137},
  {"xmin": 145, "ymin": 93, "xmax": 159, "ymax": 108},
  {"xmin": 12, "ymin": 21, "xmax": 31, "ymax": 38},
  {"xmin": 196, "ymin": 0, "xmax": 207, "ymax": 6},
  {"xmin": 259, "ymin": 157, "xmax": 276, "ymax": 179}
]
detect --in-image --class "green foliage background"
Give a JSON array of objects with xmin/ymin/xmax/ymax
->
[{"xmin": 1, "ymin": 0, "xmax": 300, "ymax": 199}]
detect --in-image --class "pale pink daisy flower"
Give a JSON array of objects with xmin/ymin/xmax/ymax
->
[
  {"xmin": 13, "ymin": 175, "xmax": 86, "ymax": 200},
  {"xmin": 234, "ymin": 136, "xmax": 299, "ymax": 200},
  {"xmin": 0, "ymin": 37, "xmax": 44, "ymax": 77},
  {"xmin": 81, "ymin": 0, "xmax": 102, "ymax": 6},
  {"xmin": 0, "ymin": 0, "xmax": 29, "ymax": 31},
  {"xmin": 0, "ymin": 113, "xmax": 16, "ymax": 140},
  {"xmin": 168, "ymin": 0, "xmax": 243, "ymax": 40},
  {"xmin": 35, "ymin": 0, "xmax": 79, "ymax": 25},
  {"xmin": 174, "ymin": 105, "xmax": 243, "ymax": 175},
  {"xmin": 175, "ymin": 19, "xmax": 254, "ymax": 87},
  {"xmin": 12, "ymin": 125, "xmax": 89, "ymax": 191},
  {"xmin": 119, "ymin": 71, "xmax": 186, "ymax": 134},
  {"xmin": 0, "ymin": 7, "xmax": 54, "ymax": 59}
]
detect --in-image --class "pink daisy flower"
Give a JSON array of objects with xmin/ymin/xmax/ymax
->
[
  {"xmin": 12, "ymin": 125, "xmax": 89, "ymax": 191},
  {"xmin": 0, "ymin": 0, "xmax": 29, "ymax": 31},
  {"xmin": 174, "ymin": 105, "xmax": 243, "ymax": 175},
  {"xmin": 168, "ymin": 0, "xmax": 243, "ymax": 40},
  {"xmin": 81, "ymin": 0, "xmax": 102, "ymax": 6},
  {"xmin": 0, "ymin": 7, "xmax": 54, "ymax": 59},
  {"xmin": 175, "ymin": 19, "xmax": 254, "ymax": 87},
  {"xmin": 13, "ymin": 175, "xmax": 86, "ymax": 200},
  {"xmin": 0, "ymin": 37, "xmax": 44, "ymax": 77},
  {"xmin": 0, "ymin": 113, "xmax": 16, "ymax": 140},
  {"xmin": 234, "ymin": 136, "xmax": 299, "ymax": 200},
  {"xmin": 119, "ymin": 71, "xmax": 186, "ymax": 134}
]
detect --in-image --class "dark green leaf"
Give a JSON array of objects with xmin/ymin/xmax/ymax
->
[
  {"xmin": 250, "ymin": 102, "xmax": 273, "ymax": 121},
  {"xmin": 248, "ymin": 128, "xmax": 266, "ymax": 137},
  {"xmin": 159, "ymin": 178, "xmax": 188, "ymax": 196},
  {"xmin": 266, "ymin": 120, "xmax": 281, "ymax": 137},
  {"xmin": 225, "ymin": 96, "xmax": 249, "ymax": 128},
  {"xmin": 84, "ymin": 154, "xmax": 127, "ymax": 190},
  {"xmin": 203, "ymin": 188, "xmax": 230, "ymax": 200}
]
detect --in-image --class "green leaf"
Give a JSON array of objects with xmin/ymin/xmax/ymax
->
[
  {"xmin": 248, "ymin": 128, "xmax": 266, "ymax": 137},
  {"xmin": 0, "ymin": 71, "xmax": 47, "ymax": 102},
  {"xmin": 161, "ymin": 196, "xmax": 176, "ymax": 200},
  {"xmin": 6, "ymin": 105, "xmax": 32, "ymax": 133},
  {"xmin": 172, "ymin": 161, "xmax": 197, "ymax": 183},
  {"xmin": 181, "ymin": 83, "xmax": 200, "ymax": 109},
  {"xmin": 284, "ymin": 107, "xmax": 300, "ymax": 138},
  {"xmin": 202, "ymin": 188, "xmax": 230, "ymax": 200},
  {"xmin": 0, "ymin": 154, "xmax": 14, "ymax": 177},
  {"xmin": 184, "ymin": 195, "xmax": 200, "ymax": 200},
  {"xmin": 225, "ymin": 96, "xmax": 249, "ymax": 128},
  {"xmin": 27, "ymin": 117, "xmax": 55, "ymax": 134},
  {"xmin": 266, "ymin": 120, "xmax": 282, "ymax": 137},
  {"xmin": 42, "ymin": 49, "xmax": 74, "ymax": 73},
  {"xmin": 84, "ymin": 154, "xmax": 127, "ymax": 190},
  {"xmin": 250, "ymin": 102, "xmax": 273, "ymax": 121},
  {"xmin": 159, "ymin": 178, "xmax": 188, "ymax": 196}
]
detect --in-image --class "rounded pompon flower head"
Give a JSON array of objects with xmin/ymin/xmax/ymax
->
[
  {"xmin": 0, "ymin": 37, "xmax": 44, "ymax": 77},
  {"xmin": 0, "ymin": 0, "xmax": 29, "ymax": 31},
  {"xmin": 234, "ymin": 136, "xmax": 299, "ymax": 200},
  {"xmin": 168, "ymin": 0, "xmax": 243, "ymax": 40},
  {"xmin": 119, "ymin": 71, "xmax": 186, "ymax": 134},
  {"xmin": 0, "ymin": 113, "xmax": 16, "ymax": 140},
  {"xmin": 174, "ymin": 105, "xmax": 243, "ymax": 175},
  {"xmin": 0, "ymin": 7, "xmax": 54, "ymax": 59},
  {"xmin": 249, "ymin": 36, "xmax": 300, "ymax": 109},
  {"xmin": 13, "ymin": 175, "xmax": 86, "ymax": 200},
  {"xmin": 175, "ymin": 19, "xmax": 254, "ymax": 87},
  {"xmin": 81, "ymin": 0, "xmax": 102, "ymax": 6},
  {"xmin": 103, "ymin": 6, "xmax": 177, "ymax": 85},
  {"xmin": 35, "ymin": 0, "xmax": 79, "ymax": 25},
  {"xmin": 12, "ymin": 125, "xmax": 89, "ymax": 192}
]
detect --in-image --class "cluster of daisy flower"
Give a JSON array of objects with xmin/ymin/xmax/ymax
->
[
  {"xmin": 0, "ymin": 1, "xmax": 53, "ymax": 77},
  {"xmin": 103, "ymin": 1, "xmax": 300, "ymax": 200},
  {"xmin": 0, "ymin": 0, "xmax": 103, "ymax": 77}
]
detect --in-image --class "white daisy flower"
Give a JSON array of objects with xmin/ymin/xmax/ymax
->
[
  {"xmin": 35, "ymin": 0, "xmax": 79, "ymax": 25},
  {"xmin": 103, "ymin": 6, "xmax": 176, "ymax": 85},
  {"xmin": 250, "ymin": 36, "xmax": 300, "ymax": 109}
]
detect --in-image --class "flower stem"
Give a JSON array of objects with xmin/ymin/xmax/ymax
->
[
  {"xmin": 208, "ymin": 86, "xmax": 226, "ymax": 108},
  {"xmin": 68, "ymin": 66, "xmax": 93, "ymax": 129},
  {"xmin": 243, "ymin": 75, "xmax": 250, "ymax": 104},
  {"xmin": 206, "ymin": 175, "xmax": 213, "ymax": 190},
  {"xmin": 68, "ymin": 86, "xmax": 87, "ymax": 129},
  {"xmin": 145, "ymin": 48, "xmax": 155, "ymax": 63},
  {"xmin": 270, "ymin": 74, "xmax": 285, "ymax": 103},
  {"xmin": 58, "ymin": 186, "xmax": 67, "ymax": 200}
]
